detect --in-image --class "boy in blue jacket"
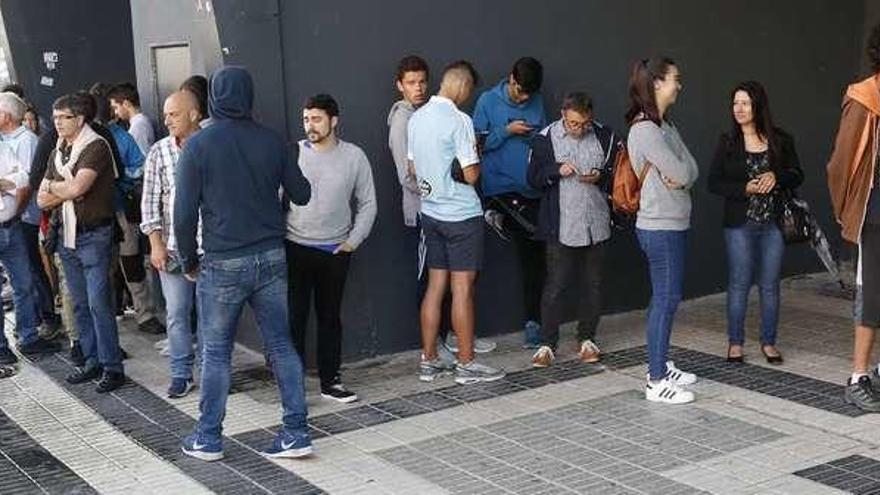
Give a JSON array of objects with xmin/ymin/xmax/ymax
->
[{"xmin": 472, "ymin": 57, "xmax": 546, "ymax": 345}]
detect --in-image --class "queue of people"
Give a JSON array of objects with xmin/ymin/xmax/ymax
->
[{"xmin": 0, "ymin": 22, "xmax": 874, "ymax": 464}]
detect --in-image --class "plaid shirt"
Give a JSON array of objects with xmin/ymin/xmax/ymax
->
[{"xmin": 140, "ymin": 135, "xmax": 187, "ymax": 252}]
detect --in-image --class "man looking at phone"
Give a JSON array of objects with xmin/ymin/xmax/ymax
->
[
  {"xmin": 526, "ymin": 92, "xmax": 620, "ymax": 367},
  {"xmin": 140, "ymin": 91, "xmax": 202, "ymax": 398},
  {"xmin": 473, "ymin": 56, "xmax": 547, "ymax": 346}
]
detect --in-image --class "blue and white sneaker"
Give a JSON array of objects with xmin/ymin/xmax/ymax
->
[
  {"xmin": 167, "ymin": 378, "xmax": 195, "ymax": 399},
  {"xmin": 181, "ymin": 433, "xmax": 224, "ymax": 461},
  {"xmin": 261, "ymin": 431, "xmax": 313, "ymax": 459}
]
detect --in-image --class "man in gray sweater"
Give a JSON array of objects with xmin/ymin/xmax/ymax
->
[{"xmin": 287, "ymin": 94, "xmax": 376, "ymax": 403}]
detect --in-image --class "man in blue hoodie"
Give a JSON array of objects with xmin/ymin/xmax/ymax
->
[
  {"xmin": 472, "ymin": 57, "xmax": 547, "ymax": 344},
  {"xmin": 173, "ymin": 66, "xmax": 313, "ymax": 462}
]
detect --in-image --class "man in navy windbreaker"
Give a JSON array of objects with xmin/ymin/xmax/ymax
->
[
  {"xmin": 173, "ymin": 66, "xmax": 313, "ymax": 462},
  {"xmin": 472, "ymin": 56, "xmax": 547, "ymax": 345}
]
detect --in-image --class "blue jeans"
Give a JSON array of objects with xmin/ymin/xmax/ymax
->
[
  {"xmin": 195, "ymin": 248, "xmax": 308, "ymax": 443},
  {"xmin": 724, "ymin": 222, "xmax": 784, "ymax": 346},
  {"xmin": 636, "ymin": 229, "xmax": 688, "ymax": 380},
  {"xmin": 159, "ymin": 267, "xmax": 195, "ymax": 380},
  {"xmin": 59, "ymin": 224, "xmax": 122, "ymax": 372},
  {"xmin": 0, "ymin": 222, "xmax": 40, "ymax": 348},
  {"xmin": 22, "ymin": 222, "xmax": 58, "ymax": 324}
]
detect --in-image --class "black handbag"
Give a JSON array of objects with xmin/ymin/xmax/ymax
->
[{"xmin": 775, "ymin": 190, "xmax": 813, "ymax": 244}]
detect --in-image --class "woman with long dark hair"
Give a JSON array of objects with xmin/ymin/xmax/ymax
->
[
  {"xmin": 708, "ymin": 81, "xmax": 803, "ymax": 364},
  {"xmin": 627, "ymin": 57, "xmax": 700, "ymax": 404}
]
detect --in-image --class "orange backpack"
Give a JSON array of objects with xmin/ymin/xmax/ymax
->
[{"xmin": 611, "ymin": 144, "xmax": 652, "ymax": 214}]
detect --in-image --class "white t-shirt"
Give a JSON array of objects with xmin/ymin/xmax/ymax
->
[{"xmin": 0, "ymin": 142, "xmax": 28, "ymax": 223}]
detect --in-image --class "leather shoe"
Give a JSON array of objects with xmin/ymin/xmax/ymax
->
[{"xmin": 95, "ymin": 371, "xmax": 125, "ymax": 393}]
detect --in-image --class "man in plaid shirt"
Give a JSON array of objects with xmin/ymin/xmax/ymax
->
[{"xmin": 140, "ymin": 91, "xmax": 202, "ymax": 398}]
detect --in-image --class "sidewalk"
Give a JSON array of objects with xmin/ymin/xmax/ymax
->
[{"xmin": 0, "ymin": 273, "xmax": 877, "ymax": 494}]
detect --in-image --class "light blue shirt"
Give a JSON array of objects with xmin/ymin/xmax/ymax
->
[
  {"xmin": 407, "ymin": 96, "xmax": 482, "ymax": 222},
  {"xmin": 1, "ymin": 126, "xmax": 39, "ymax": 225}
]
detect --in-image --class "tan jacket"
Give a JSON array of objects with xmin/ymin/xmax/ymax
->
[{"xmin": 827, "ymin": 76, "xmax": 880, "ymax": 243}]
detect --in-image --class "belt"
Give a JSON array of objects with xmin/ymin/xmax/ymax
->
[
  {"xmin": 76, "ymin": 218, "xmax": 113, "ymax": 234},
  {"xmin": 0, "ymin": 217, "xmax": 20, "ymax": 229}
]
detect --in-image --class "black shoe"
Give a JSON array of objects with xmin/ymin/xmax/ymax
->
[
  {"xmin": 0, "ymin": 347, "xmax": 18, "ymax": 365},
  {"xmin": 845, "ymin": 376, "xmax": 880, "ymax": 412},
  {"xmin": 95, "ymin": 371, "xmax": 125, "ymax": 393},
  {"xmin": 138, "ymin": 318, "xmax": 166, "ymax": 335},
  {"xmin": 320, "ymin": 380, "xmax": 358, "ymax": 403},
  {"xmin": 69, "ymin": 341, "xmax": 85, "ymax": 367},
  {"xmin": 120, "ymin": 347, "xmax": 129, "ymax": 360},
  {"xmin": 66, "ymin": 365, "xmax": 102, "ymax": 384},
  {"xmin": 18, "ymin": 338, "xmax": 61, "ymax": 357}
]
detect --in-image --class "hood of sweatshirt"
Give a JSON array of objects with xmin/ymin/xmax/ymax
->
[
  {"xmin": 387, "ymin": 100, "xmax": 415, "ymax": 127},
  {"xmin": 847, "ymin": 76, "xmax": 880, "ymax": 117},
  {"xmin": 209, "ymin": 66, "xmax": 254, "ymax": 120}
]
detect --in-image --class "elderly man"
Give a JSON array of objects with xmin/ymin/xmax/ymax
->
[
  {"xmin": 0, "ymin": 92, "xmax": 61, "ymax": 338},
  {"xmin": 0, "ymin": 93, "xmax": 58, "ymax": 363},
  {"xmin": 37, "ymin": 93, "xmax": 124, "ymax": 393},
  {"xmin": 141, "ymin": 91, "xmax": 202, "ymax": 399}
]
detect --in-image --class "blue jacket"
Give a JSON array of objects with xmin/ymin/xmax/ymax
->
[
  {"xmin": 108, "ymin": 123, "xmax": 144, "ymax": 209},
  {"xmin": 173, "ymin": 66, "xmax": 311, "ymax": 272},
  {"xmin": 473, "ymin": 80, "xmax": 546, "ymax": 198}
]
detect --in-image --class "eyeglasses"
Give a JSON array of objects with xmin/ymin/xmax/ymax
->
[
  {"xmin": 564, "ymin": 118, "xmax": 591, "ymax": 130},
  {"xmin": 52, "ymin": 114, "xmax": 77, "ymax": 122}
]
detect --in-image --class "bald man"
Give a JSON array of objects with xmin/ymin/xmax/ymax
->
[
  {"xmin": 140, "ymin": 91, "xmax": 201, "ymax": 398},
  {"xmin": 407, "ymin": 60, "xmax": 506, "ymax": 385}
]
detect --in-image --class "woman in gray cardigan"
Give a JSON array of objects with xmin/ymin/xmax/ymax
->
[{"xmin": 626, "ymin": 57, "xmax": 700, "ymax": 405}]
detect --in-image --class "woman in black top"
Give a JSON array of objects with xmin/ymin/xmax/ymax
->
[{"xmin": 708, "ymin": 81, "xmax": 804, "ymax": 364}]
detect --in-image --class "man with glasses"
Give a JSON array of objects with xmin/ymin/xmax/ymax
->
[
  {"xmin": 526, "ymin": 92, "xmax": 620, "ymax": 368},
  {"xmin": 37, "ymin": 93, "xmax": 125, "ymax": 392},
  {"xmin": 473, "ymin": 56, "xmax": 546, "ymax": 348}
]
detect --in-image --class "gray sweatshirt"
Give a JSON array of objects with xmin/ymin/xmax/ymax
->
[
  {"xmin": 286, "ymin": 139, "xmax": 377, "ymax": 248},
  {"xmin": 627, "ymin": 119, "xmax": 699, "ymax": 231},
  {"xmin": 387, "ymin": 100, "xmax": 421, "ymax": 227}
]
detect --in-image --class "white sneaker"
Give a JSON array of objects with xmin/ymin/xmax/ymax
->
[
  {"xmin": 645, "ymin": 378, "xmax": 695, "ymax": 404},
  {"xmin": 666, "ymin": 360, "xmax": 697, "ymax": 386},
  {"xmin": 154, "ymin": 338, "xmax": 168, "ymax": 350}
]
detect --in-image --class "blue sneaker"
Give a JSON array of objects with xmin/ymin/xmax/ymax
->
[
  {"xmin": 523, "ymin": 320, "xmax": 541, "ymax": 349},
  {"xmin": 261, "ymin": 431, "xmax": 313, "ymax": 459},
  {"xmin": 181, "ymin": 433, "xmax": 224, "ymax": 461},
  {"xmin": 167, "ymin": 378, "xmax": 195, "ymax": 398}
]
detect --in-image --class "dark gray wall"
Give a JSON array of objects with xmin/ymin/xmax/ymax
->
[
  {"xmin": 0, "ymin": 0, "xmax": 136, "ymax": 121},
  {"xmin": 213, "ymin": 0, "xmax": 867, "ymax": 360},
  {"xmin": 129, "ymin": 0, "xmax": 223, "ymax": 123}
]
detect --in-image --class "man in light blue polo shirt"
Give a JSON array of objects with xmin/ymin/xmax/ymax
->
[{"xmin": 407, "ymin": 60, "xmax": 505, "ymax": 385}]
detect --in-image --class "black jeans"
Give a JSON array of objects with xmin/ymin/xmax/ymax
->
[
  {"xmin": 286, "ymin": 241, "xmax": 351, "ymax": 387},
  {"xmin": 540, "ymin": 241, "xmax": 606, "ymax": 349},
  {"xmin": 490, "ymin": 193, "xmax": 544, "ymax": 323}
]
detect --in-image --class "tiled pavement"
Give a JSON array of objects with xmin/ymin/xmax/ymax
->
[{"xmin": 3, "ymin": 273, "xmax": 880, "ymax": 494}]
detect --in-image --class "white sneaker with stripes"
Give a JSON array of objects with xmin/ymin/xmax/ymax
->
[
  {"xmin": 665, "ymin": 360, "xmax": 697, "ymax": 386},
  {"xmin": 645, "ymin": 378, "xmax": 695, "ymax": 404}
]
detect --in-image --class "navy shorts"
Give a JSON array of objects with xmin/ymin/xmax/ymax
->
[
  {"xmin": 421, "ymin": 214, "xmax": 484, "ymax": 272},
  {"xmin": 856, "ymin": 224, "xmax": 880, "ymax": 328}
]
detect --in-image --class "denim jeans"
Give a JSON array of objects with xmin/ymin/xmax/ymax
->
[
  {"xmin": 22, "ymin": 222, "xmax": 58, "ymax": 324},
  {"xmin": 195, "ymin": 248, "xmax": 308, "ymax": 443},
  {"xmin": 0, "ymin": 222, "xmax": 41, "ymax": 348},
  {"xmin": 724, "ymin": 222, "xmax": 784, "ymax": 346},
  {"xmin": 636, "ymin": 229, "xmax": 688, "ymax": 380},
  {"xmin": 159, "ymin": 266, "xmax": 195, "ymax": 380},
  {"xmin": 59, "ymin": 224, "xmax": 123, "ymax": 373}
]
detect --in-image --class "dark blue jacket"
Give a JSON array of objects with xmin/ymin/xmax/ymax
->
[
  {"xmin": 174, "ymin": 66, "xmax": 311, "ymax": 272},
  {"xmin": 526, "ymin": 121, "xmax": 620, "ymax": 242}
]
